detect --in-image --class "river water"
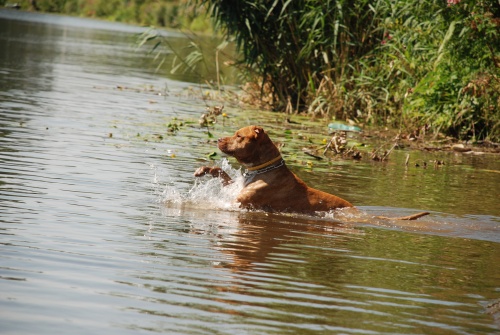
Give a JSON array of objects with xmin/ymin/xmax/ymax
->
[{"xmin": 1, "ymin": 9, "xmax": 499, "ymax": 335}]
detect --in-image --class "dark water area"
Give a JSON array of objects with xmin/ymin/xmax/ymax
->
[{"xmin": 1, "ymin": 9, "xmax": 499, "ymax": 335}]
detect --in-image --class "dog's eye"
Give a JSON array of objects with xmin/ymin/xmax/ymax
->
[{"xmin": 235, "ymin": 133, "xmax": 245, "ymax": 142}]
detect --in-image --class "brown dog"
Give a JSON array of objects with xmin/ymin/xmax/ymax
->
[{"xmin": 194, "ymin": 125, "xmax": 428, "ymax": 220}]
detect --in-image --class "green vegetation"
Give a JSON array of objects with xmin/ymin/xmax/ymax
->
[
  {"xmin": 17, "ymin": 0, "xmax": 500, "ymax": 141},
  {"xmin": 196, "ymin": 0, "xmax": 499, "ymax": 141},
  {"xmin": 14, "ymin": 0, "xmax": 212, "ymax": 32}
]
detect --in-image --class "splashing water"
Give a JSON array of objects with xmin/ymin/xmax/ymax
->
[
  {"xmin": 153, "ymin": 159, "xmax": 244, "ymax": 211},
  {"xmin": 148, "ymin": 161, "xmax": 500, "ymax": 242}
]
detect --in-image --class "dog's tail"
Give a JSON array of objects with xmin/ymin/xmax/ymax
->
[{"xmin": 379, "ymin": 212, "xmax": 430, "ymax": 221}]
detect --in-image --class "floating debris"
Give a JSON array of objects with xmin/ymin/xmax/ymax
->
[
  {"xmin": 199, "ymin": 105, "xmax": 224, "ymax": 127},
  {"xmin": 328, "ymin": 122, "xmax": 362, "ymax": 132},
  {"xmin": 452, "ymin": 144, "xmax": 472, "ymax": 153}
]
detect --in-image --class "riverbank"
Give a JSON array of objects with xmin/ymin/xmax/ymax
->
[
  {"xmin": 2, "ymin": 1, "xmax": 498, "ymax": 146},
  {"xmin": 2, "ymin": 0, "xmax": 213, "ymax": 32}
]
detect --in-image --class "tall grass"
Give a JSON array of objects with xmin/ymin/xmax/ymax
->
[
  {"xmin": 27, "ymin": 0, "xmax": 499, "ymax": 140},
  {"xmin": 196, "ymin": 0, "xmax": 500, "ymax": 141},
  {"xmin": 196, "ymin": 0, "xmax": 384, "ymax": 112},
  {"xmin": 384, "ymin": 0, "xmax": 500, "ymax": 140}
]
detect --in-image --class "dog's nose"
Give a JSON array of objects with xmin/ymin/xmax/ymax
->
[{"xmin": 217, "ymin": 138, "xmax": 223, "ymax": 142}]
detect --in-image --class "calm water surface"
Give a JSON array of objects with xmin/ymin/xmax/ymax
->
[{"xmin": 1, "ymin": 9, "xmax": 500, "ymax": 335}]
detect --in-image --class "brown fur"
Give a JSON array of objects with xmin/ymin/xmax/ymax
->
[{"xmin": 194, "ymin": 125, "xmax": 429, "ymax": 220}]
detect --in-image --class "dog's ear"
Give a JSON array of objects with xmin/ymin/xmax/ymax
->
[{"xmin": 253, "ymin": 126, "xmax": 264, "ymax": 138}]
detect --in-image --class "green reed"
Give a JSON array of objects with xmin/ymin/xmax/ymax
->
[
  {"xmin": 196, "ymin": 0, "xmax": 500, "ymax": 141},
  {"xmin": 27, "ymin": 0, "xmax": 499, "ymax": 141}
]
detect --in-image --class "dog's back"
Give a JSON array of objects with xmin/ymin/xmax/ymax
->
[{"xmin": 237, "ymin": 163, "xmax": 353, "ymax": 213}]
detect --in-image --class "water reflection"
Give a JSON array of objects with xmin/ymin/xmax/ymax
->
[
  {"xmin": 0, "ymin": 9, "xmax": 238, "ymax": 86},
  {"xmin": 138, "ymin": 206, "xmax": 500, "ymax": 334},
  {"xmin": 0, "ymin": 9, "xmax": 499, "ymax": 335}
]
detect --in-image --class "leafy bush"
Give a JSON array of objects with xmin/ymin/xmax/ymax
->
[
  {"xmin": 196, "ymin": 0, "xmax": 384, "ymax": 111},
  {"xmin": 383, "ymin": 0, "xmax": 500, "ymax": 141},
  {"xmin": 196, "ymin": 0, "xmax": 500, "ymax": 141}
]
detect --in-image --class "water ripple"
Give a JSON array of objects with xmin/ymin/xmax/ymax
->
[{"xmin": 1, "ymin": 10, "xmax": 499, "ymax": 335}]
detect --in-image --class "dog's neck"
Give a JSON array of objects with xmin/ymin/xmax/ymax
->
[
  {"xmin": 245, "ymin": 155, "xmax": 283, "ymax": 171},
  {"xmin": 242, "ymin": 156, "xmax": 285, "ymax": 186}
]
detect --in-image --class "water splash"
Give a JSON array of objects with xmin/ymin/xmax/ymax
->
[
  {"xmin": 154, "ymin": 159, "xmax": 244, "ymax": 211},
  {"xmin": 148, "ymin": 162, "xmax": 500, "ymax": 242}
]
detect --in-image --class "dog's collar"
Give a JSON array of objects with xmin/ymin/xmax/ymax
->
[
  {"xmin": 245, "ymin": 155, "xmax": 283, "ymax": 171},
  {"xmin": 243, "ymin": 156, "xmax": 285, "ymax": 186}
]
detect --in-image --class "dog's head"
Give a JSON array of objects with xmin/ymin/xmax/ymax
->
[{"xmin": 218, "ymin": 126, "xmax": 279, "ymax": 166}]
